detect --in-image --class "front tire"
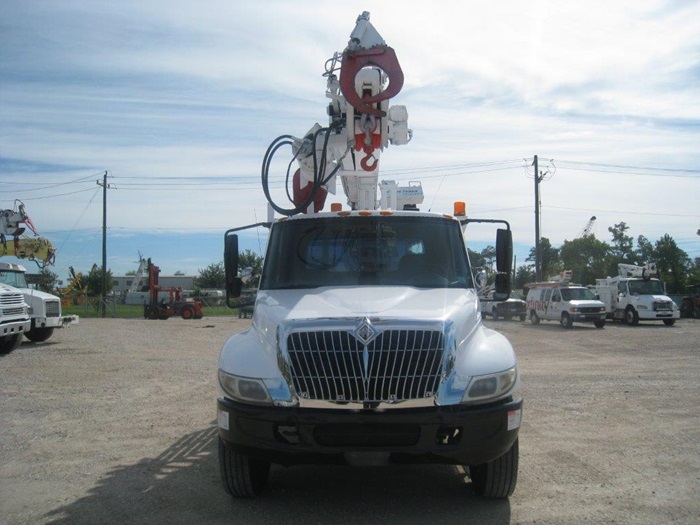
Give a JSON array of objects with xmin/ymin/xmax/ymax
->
[
  {"xmin": 560, "ymin": 313, "xmax": 574, "ymax": 328},
  {"xmin": 25, "ymin": 327, "xmax": 55, "ymax": 342},
  {"xmin": 0, "ymin": 334, "xmax": 22, "ymax": 354},
  {"xmin": 219, "ymin": 437, "xmax": 271, "ymax": 498},
  {"xmin": 469, "ymin": 439, "xmax": 519, "ymax": 498},
  {"xmin": 519, "ymin": 314, "xmax": 527, "ymax": 322},
  {"xmin": 625, "ymin": 307, "xmax": 639, "ymax": 326},
  {"xmin": 663, "ymin": 319, "xmax": 675, "ymax": 326},
  {"xmin": 181, "ymin": 306, "xmax": 195, "ymax": 320},
  {"xmin": 594, "ymin": 319, "xmax": 606, "ymax": 329},
  {"xmin": 530, "ymin": 310, "xmax": 540, "ymax": 325}
]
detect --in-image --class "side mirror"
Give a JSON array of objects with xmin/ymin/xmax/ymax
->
[
  {"xmin": 224, "ymin": 234, "xmax": 242, "ymax": 300},
  {"xmin": 494, "ymin": 229, "xmax": 513, "ymax": 298},
  {"xmin": 496, "ymin": 228, "xmax": 513, "ymax": 274},
  {"xmin": 494, "ymin": 273, "xmax": 510, "ymax": 299}
]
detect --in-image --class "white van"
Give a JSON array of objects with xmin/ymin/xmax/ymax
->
[{"xmin": 525, "ymin": 283, "xmax": 606, "ymax": 328}]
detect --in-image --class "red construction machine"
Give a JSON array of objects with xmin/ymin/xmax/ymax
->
[{"xmin": 143, "ymin": 259, "xmax": 203, "ymax": 320}]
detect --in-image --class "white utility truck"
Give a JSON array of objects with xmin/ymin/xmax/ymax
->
[
  {"xmin": 0, "ymin": 283, "xmax": 30, "ymax": 353},
  {"xmin": 525, "ymin": 271, "xmax": 607, "ymax": 328},
  {"xmin": 594, "ymin": 263, "xmax": 679, "ymax": 326},
  {"xmin": 216, "ymin": 12, "xmax": 522, "ymax": 500},
  {"xmin": 0, "ymin": 262, "xmax": 78, "ymax": 342}
]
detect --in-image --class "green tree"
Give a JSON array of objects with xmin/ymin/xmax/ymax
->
[
  {"xmin": 194, "ymin": 262, "xmax": 226, "ymax": 289},
  {"xmin": 36, "ymin": 267, "xmax": 59, "ymax": 293},
  {"xmin": 468, "ymin": 248, "xmax": 486, "ymax": 270},
  {"xmin": 653, "ymin": 234, "xmax": 690, "ymax": 293},
  {"xmin": 607, "ymin": 222, "xmax": 635, "ymax": 274},
  {"xmin": 239, "ymin": 250, "xmax": 264, "ymax": 286},
  {"xmin": 514, "ymin": 265, "xmax": 535, "ymax": 294},
  {"xmin": 635, "ymin": 235, "xmax": 655, "ymax": 265},
  {"xmin": 559, "ymin": 235, "xmax": 610, "ymax": 285},
  {"xmin": 84, "ymin": 265, "xmax": 113, "ymax": 297},
  {"xmin": 526, "ymin": 237, "xmax": 560, "ymax": 279}
]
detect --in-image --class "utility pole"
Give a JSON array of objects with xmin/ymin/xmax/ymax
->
[
  {"xmin": 533, "ymin": 155, "xmax": 541, "ymax": 281},
  {"xmin": 96, "ymin": 171, "xmax": 113, "ymax": 318},
  {"xmin": 532, "ymin": 155, "xmax": 551, "ymax": 282}
]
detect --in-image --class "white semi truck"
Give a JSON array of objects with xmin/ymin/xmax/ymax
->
[
  {"xmin": 216, "ymin": 12, "xmax": 522, "ymax": 500},
  {"xmin": 594, "ymin": 263, "xmax": 679, "ymax": 326},
  {"xmin": 0, "ymin": 283, "xmax": 30, "ymax": 353},
  {"xmin": 0, "ymin": 262, "xmax": 78, "ymax": 342}
]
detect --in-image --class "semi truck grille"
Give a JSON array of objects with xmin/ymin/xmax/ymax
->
[
  {"xmin": 45, "ymin": 300, "xmax": 60, "ymax": 317},
  {"xmin": 286, "ymin": 329, "xmax": 444, "ymax": 403},
  {"xmin": 2, "ymin": 307, "xmax": 25, "ymax": 316},
  {"xmin": 653, "ymin": 301, "xmax": 672, "ymax": 311},
  {"xmin": 0, "ymin": 293, "xmax": 24, "ymax": 306}
]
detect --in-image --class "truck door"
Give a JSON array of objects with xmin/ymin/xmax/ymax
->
[
  {"xmin": 550, "ymin": 289, "xmax": 562, "ymax": 319},
  {"xmin": 542, "ymin": 289, "xmax": 552, "ymax": 319}
]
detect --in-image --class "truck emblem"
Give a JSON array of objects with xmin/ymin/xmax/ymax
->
[{"xmin": 354, "ymin": 318, "xmax": 376, "ymax": 345}]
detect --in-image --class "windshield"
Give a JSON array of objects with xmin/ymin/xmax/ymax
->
[
  {"xmin": 260, "ymin": 216, "xmax": 472, "ymax": 290},
  {"xmin": 561, "ymin": 287, "xmax": 596, "ymax": 301},
  {"xmin": 0, "ymin": 270, "xmax": 28, "ymax": 288},
  {"xmin": 628, "ymin": 279, "xmax": 665, "ymax": 295}
]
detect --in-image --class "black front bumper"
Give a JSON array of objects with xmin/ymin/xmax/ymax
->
[{"xmin": 217, "ymin": 396, "xmax": 522, "ymax": 467}]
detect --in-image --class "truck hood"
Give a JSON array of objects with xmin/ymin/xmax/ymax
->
[
  {"xmin": 13, "ymin": 287, "xmax": 57, "ymax": 307},
  {"xmin": 569, "ymin": 300, "xmax": 605, "ymax": 307},
  {"xmin": 255, "ymin": 286, "xmax": 479, "ymax": 326}
]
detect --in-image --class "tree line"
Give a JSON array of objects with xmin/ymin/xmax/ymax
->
[{"xmin": 471, "ymin": 222, "xmax": 699, "ymax": 294}]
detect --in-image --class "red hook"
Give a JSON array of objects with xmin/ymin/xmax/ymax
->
[
  {"xmin": 339, "ymin": 45, "xmax": 404, "ymax": 117},
  {"xmin": 360, "ymin": 152, "xmax": 378, "ymax": 172}
]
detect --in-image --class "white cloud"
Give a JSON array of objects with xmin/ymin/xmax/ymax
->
[{"xmin": 1, "ymin": 0, "xmax": 699, "ymax": 277}]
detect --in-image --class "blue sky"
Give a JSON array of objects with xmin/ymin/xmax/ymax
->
[{"xmin": 1, "ymin": 0, "xmax": 699, "ymax": 283}]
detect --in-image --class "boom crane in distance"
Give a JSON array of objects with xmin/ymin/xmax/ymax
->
[{"xmin": 0, "ymin": 200, "xmax": 77, "ymax": 343}]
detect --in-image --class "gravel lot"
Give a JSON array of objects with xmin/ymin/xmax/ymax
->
[{"xmin": 1, "ymin": 316, "xmax": 699, "ymax": 524}]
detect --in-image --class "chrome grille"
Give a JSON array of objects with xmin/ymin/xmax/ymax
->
[
  {"xmin": 45, "ymin": 300, "xmax": 60, "ymax": 317},
  {"xmin": 0, "ymin": 292, "xmax": 24, "ymax": 306},
  {"xmin": 579, "ymin": 307, "xmax": 602, "ymax": 314},
  {"xmin": 653, "ymin": 301, "xmax": 672, "ymax": 311},
  {"xmin": 2, "ymin": 307, "xmax": 25, "ymax": 316},
  {"xmin": 286, "ymin": 329, "xmax": 444, "ymax": 403}
]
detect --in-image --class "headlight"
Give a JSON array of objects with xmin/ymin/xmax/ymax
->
[
  {"xmin": 462, "ymin": 366, "xmax": 517, "ymax": 404},
  {"xmin": 218, "ymin": 369, "xmax": 272, "ymax": 405},
  {"xmin": 569, "ymin": 307, "xmax": 578, "ymax": 312}
]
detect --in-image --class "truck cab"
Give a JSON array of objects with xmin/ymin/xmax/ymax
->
[
  {"xmin": 0, "ymin": 282, "xmax": 30, "ymax": 353},
  {"xmin": 217, "ymin": 210, "xmax": 521, "ymax": 498},
  {"xmin": 0, "ymin": 262, "xmax": 78, "ymax": 342}
]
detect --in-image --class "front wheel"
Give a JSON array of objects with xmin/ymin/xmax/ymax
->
[
  {"xmin": 519, "ymin": 314, "xmax": 527, "ymax": 322},
  {"xmin": 625, "ymin": 307, "xmax": 639, "ymax": 326},
  {"xmin": 469, "ymin": 438, "xmax": 519, "ymax": 498},
  {"xmin": 560, "ymin": 313, "xmax": 574, "ymax": 328},
  {"xmin": 219, "ymin": 437, "xmax": 271, "ymax": 498},
  {"xmin": 181, "ymin": 306, "xmax": 195, "ymax": 320},
  {"xmin": 0, "ymin": 334, "xmax": 22, "ymax": 354},
  {"xmin": 594, "ymin": 319, "xmax": 606, "ymax": 329},
  {"xmin": 663, "ymin": 319, "xmax": 675, "ymax": 326},
  {"xmin": 530, "ymin": 311, "xmax": 540, "ymax": 325},
  {"xmin": 25, "ymin": 327, "xmax": 55, "ymax": 342}
]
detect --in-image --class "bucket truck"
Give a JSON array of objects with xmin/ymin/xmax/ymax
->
[
  {"xmin": 0, "ymin": 200, "xmax": 78, "ymax": 343},
  {"xmin": 216, "ymin": 12, "xmax": 521, "ymax": 499},
  {"xmin": 594, "ymin": 263, "xmax": 680, "ymax": 326}
]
